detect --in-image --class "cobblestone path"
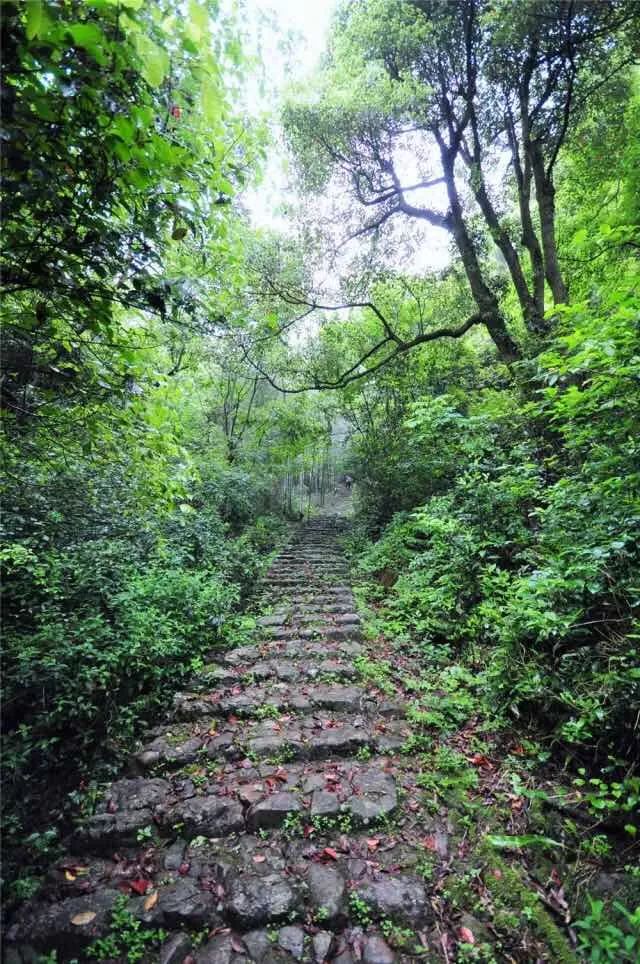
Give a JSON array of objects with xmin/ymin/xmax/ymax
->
[{"xmin": 7, "ymin": 517, "xmax": 450, "ymax": 963}]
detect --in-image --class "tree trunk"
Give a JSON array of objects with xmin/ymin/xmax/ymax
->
[
  {"xmin": 531, "ymin": 141, "xmax": 568, "ymax": 305},
  {"xmin": 441, "ymin": 145, "xmax": 521, "ymax": 363}
]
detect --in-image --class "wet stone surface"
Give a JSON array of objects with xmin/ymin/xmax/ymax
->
[{"xmin": 6, "ymin": 517, "xmax": 437, "ymax": 963}]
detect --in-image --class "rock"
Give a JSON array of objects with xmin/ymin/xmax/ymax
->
[
  {"xmin": 6, "ymin": 889, "xmax": 119, "ymax": 955},
  {"xmin": 363, "ymin": 935, "xmax": 396, "ymax": 963},
  {"xmin": 241, "ymin": 929, "xmax": 273, "ymax": 960},
  {"xmin": 312, "ymin": 930, "xmax": 334, "ymax": 962},
  {"xmin": 159, "ymin": 932, "xmax": 193, "ymax": 964},
  {"xmin": 98, "ymin": 777, "xmax": 170, "ymax": 812},
  {"xmin": 310, "ymin": 790, "xmax": 341, "ymax": 817},
  {"xmin": 354, "ymin": 876, "xmax": 429, "ymax": 926},
  {"xmin": 313, "ymin": 686, "xmax": 362, "ymax": 711},
  {"xmin": 278, "ymin": 924, "xmax": 306, "ymax": 959},
  {"xmin": 226, "ymin": 872, "xmax": 299, "ymax": 928},
  {"xmin": 74, "ymin": 807, "xmax": 153, "ymax": 852},
  {"xmin": 310, "ymin": 726, "xmax": 369, "ymax": 759},
  {"xmin": 307, "ymin": 863, "xmax": 347, "ymax": 925},
  {"xmin": 347, "ymin": 772, "xmax": 397, "ymax": 826},
  {"xmin": 168, "ymin": 794, "xmax": 244, "ymax": 838},
  {"xmin": 240, "ymin": 928, "xmax": 297, "ymax": 962},
  {"xmin": 195, "ymin": 933, "xmax": 237, "ymax": 963},
  {"xmin": 163, "ymin": 839, "xmax": 187, "ymax": 870},
  {"xmin": 237, "ymin": 785, "xmax": 265, "ymax": 807},
  {"xmin": 246, "ymin": 792, "xmax": 302, "ymax": 831},
  {"xmin": 158, "ymin": 879, "xmax": 220, "ymax": 928},
  {"xmin": 332, "ymin": 951, "xmax": 355, "ymax": 964}
]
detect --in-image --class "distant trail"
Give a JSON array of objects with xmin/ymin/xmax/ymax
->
[{"xmin": 8, "ymin": 516, "xmax": 446, "ymax": 963}]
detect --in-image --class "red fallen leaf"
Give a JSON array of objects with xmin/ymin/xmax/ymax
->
[
  {"xmin": 183, "ymin": 957, "xmax": 195, "ymax": 964},
  {"xmin": 512, "ymin": 744, "xmax": 525, "ymax": 755},
  {"xmin": 303, "ymin": 824, "xmax": 314, "ymax": 838},
  {"xmin": 366, "ymin": 839, "xmax": 380, "ymax": 851},
  {"xmin": 469, "ymin": 753, "xmax": 493, "ymax": 769},
  {"xmin": 458, "ymin": 926, "xmax": 475, "ymax": 944},
  {"xmin": 322, "ymin": 847, "xmax": 339, "ymax": 861},
  {"xmin": 129, "ymin": 878, "xmax": 150, "ymax": 895},
  {"xmin": 253, "ymin": 854, "xmax": 266, "ymax": 863},
  {"xmin": 231, "ymin": 686, "xmax": 242, "ymax": 696},
  {"xmin": 274, "ymin": 767, "xmax": 288, "ymax": 782},
  {"xmin": 265, "ymin": 777, "xmax": 276, "ymax": 791},
  {"xmin": 106, "ymin": 798, "xmax": 118, "ymax": 814},
  {"xmin": 178, "ymin": 862, "xmax": 190, "ymax": 876},
  {"xmin": 422, "ymin": 835, "xmax": 438, "ymax": 852},
  {"xmin": 231, "ymin": 936, "xmax": 246, "ymax": 953},
  {"xmin": 228, "ymin": 715, "xmax": 239, "ymax": 725}
]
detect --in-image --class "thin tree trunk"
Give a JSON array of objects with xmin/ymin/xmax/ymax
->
[{"xmin": 531, "ymin": 141, "xmax": 568, "ymax": 305}]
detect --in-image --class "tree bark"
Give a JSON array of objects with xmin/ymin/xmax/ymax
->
[
  {"xmin": 439, "ymin": 139, "xmax": 521, "ymax": 363},
  {"xmin": 531, "ymin": 140, "xmax": 568, "ymax": 305}
]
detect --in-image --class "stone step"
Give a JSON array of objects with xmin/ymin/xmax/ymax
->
[
  {"xmin": 259, "ymin": 612, "xmax": 360, "ymax": 628},
  {"xmin": 260, "ymin": 625, "xmax": 362, "ymax": 643},
  {"xmin": 217, "ymin": 639, "xmax": 365, "ymax": 667},
  {"xmin": 9, "ymin": 825, "xmax": 429, "ymax": 955},
  {"xmin": 173, "ymin": 682, "xmax": 402, "ymax": 721},
  {"xmin": 261, "ymin": 604, "xmax": 355, "ymax": 622},
  {"xmin": 132, "ymin": 712, "xmax": 408, "ymax": 773},
  {"xmin": 72, "ymin": 760, "xmax": 400, "ymax": 857}
]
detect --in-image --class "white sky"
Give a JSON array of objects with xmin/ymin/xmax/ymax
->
[
  {"xmin": 240, "ymin": 0, "xmax": 451, "ymax": 280},
  {"xmin": 241, "ymin": 0, "xmax": 336, "ymax": 229}
]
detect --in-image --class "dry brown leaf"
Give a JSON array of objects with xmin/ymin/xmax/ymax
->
[
  {"xmin": 71, "ymin": 911, "xmax": 96, "ymax": 926},
  {"xmin": 144, "ymin": 891, "xmax": 158, "ymax": 911}
]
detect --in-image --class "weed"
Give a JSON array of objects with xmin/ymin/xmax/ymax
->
[
  {"xmin": 349, "ymin": 891, "xmax": 374, "ymax": 927},
  {"xmin": 87, "ymin": 895, "xmax": 166, "ymax": 962},
  {"xmin": 575, "ymin": 897, "xmax": 640, "ymax": 962},
  {"xmin": 282, "ymin": 810, "xmax": 304, "ymax": 838}
]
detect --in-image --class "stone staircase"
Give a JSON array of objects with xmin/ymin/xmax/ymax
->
[{"xmin": 6, "ymin": 517, "xmax": 447, "ymax": 963}]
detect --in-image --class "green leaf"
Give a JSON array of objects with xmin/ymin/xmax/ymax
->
[
  {"xmin": 137, "ymin": 36, "xmax": 170, "ymax": 88},
  {"xmin": 25, "ymin": 0, "xmax": 44, "ymax": 40},
  {"xmin": 486, "ymin": 834, "xmax": 563, "ymax": 851}
]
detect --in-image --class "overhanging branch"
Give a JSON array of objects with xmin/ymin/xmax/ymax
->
[{"xmin": 240, "ymin": 312, "xmax": 483, "ymax": 394}]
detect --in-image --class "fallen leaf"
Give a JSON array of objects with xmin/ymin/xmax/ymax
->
[
  {"xmin": 144, "ymin": 891, "xmax": 158, "ymax": 911},
  {"xmin": 65, "ymin": 870, "xmax": 77, "ymax": 881},
  {"xmin": 130, "ymin": 878, "xmax": 150, "ymax": 895},
  {"xmin": 458, "ymin": 925, "xmax": 475, "ymax": 944},
  {"xmin": 252, "ymin": 854, "xmax": 266, "ymax": 863},
  {"xmin": 71, "ymin": 911, "xmax": 96, "ymax": 926},
  {"xmin": 231, "ymin": 936, "xmax": 245, "ymax": 953},
  {"xmin": 422, "ymin": 835, "xmax": 438, "ymax": 852},
  {"xmin": 366, "ymin": 838, "xmax": 380, "ymax": 851},
  {"xmin": 178, "ymin": 862, "xmax": 190, "ymax": 876},
  {"xmin": 322, "ymin": 847, "xmax": 339, "ymax": 861}
]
